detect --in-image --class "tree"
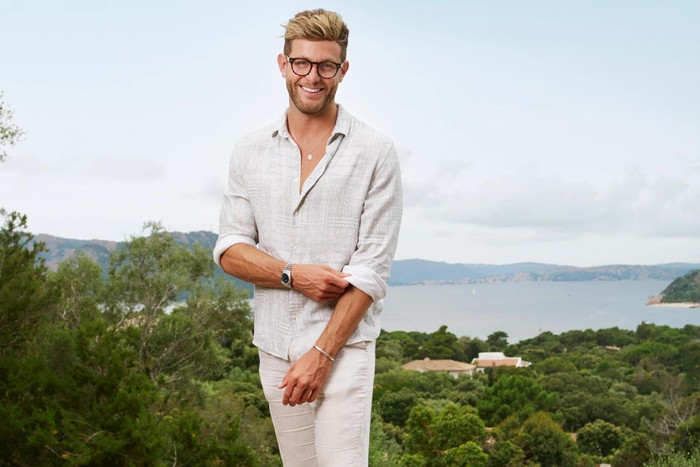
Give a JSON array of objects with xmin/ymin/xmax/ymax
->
[
  {"xmin": 576, "ymin": 419, "xmax": 624, "ymax": 457},
  {"xmin": 0, "ymin": 210, "xmax": 55, "ymax": 355},
  {"xmin": 0, "ymin": 91, "xmax": 25, "ymax": 161},
  {"xmin": 102, "ymin": 222, "xmax": 248, "ymax": 387},
  {"xmin": 378, "ymin": 386, "xmax": 419, "ymax": 427},
  {"xmin": 477, "ymin": 374, "xmax": 556, "ymax": 426},
  {"xmin": 415, "ymin": 325, "xmax": 462, "ymax": 360},
  {"xmin": 404, "ymin": 403, "xmax": 487, "ymax": 466},
  {"xmin": 486, "ymin": 331, "xmax": 509, "ymax": 351},
  {"xmin": 516, "ymin": 411, "xmax": 578, "ymax": 467}
]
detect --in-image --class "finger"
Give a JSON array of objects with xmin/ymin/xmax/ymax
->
[
  {"xmin": 278, "ymin": 374, "xmax": 289, "ymax": 389},
  {"xmin": 307, "ymin": 388, "xmax": 317, "ymax": 403},
  {"xmin": 282, "ymin": 384, "xmax": 294, "ymax": 405},
  {"xmin": 289, "ymin": 385, "xmax": 308, "ymax": 406},
  {"xmin": 327, "ymin": 277, "xmax": 350, "ymax": 289}
]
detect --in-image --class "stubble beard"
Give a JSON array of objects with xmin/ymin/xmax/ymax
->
[{"xmin": 287, "ymin": 80, "xmax": 337, "ymax": 115}]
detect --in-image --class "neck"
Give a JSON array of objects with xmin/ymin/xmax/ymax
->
[{"xmin": 287, "ymin": 102, "xmax": 338, "ymax": 136}]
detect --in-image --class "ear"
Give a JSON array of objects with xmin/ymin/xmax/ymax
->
[
  {"xmin": 337, "ymin": 60, "xmax": 350, "ymax": 82},
  {"xmin": 277, "ymin": 53, "xmax": 288, "ymax": 77}
]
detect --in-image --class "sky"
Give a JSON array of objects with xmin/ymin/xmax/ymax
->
[{"xmin": 1, "ymin": 0, "xmax": 699, "ymax": 267}]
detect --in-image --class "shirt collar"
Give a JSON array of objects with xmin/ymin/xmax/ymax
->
[{"xmin": 272, "ymin": 104, "xmax": 351, "ymax": 140}]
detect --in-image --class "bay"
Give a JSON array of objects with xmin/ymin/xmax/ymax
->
[{"xmin": 380, "ymin": 280, "xmax": 698, "ymax": 343}]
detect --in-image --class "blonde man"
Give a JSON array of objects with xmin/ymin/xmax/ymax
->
[{"xmin": 214, "ymin": 8, "xmax": 402, "ymax": 466}]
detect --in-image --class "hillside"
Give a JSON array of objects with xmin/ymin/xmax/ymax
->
[
  {"xmin": 657, "ymin": 269, "xmax": 700, "ymax": 304},
  {"xmin": 33, "ymin": 232, "xmax": 700, "ymax": 285}
]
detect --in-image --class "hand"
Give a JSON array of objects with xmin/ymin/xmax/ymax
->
[
  {"xmin": 292, "ymin": 264, "xmax": 351, "ymax": 302},
  {"xmin": 279, "ymin": 348, "xmax": 333, "ymax": 406}
]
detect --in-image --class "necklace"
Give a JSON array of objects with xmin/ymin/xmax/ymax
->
[{"xmin": 304, "ymin": 126, "xmax": 334, "ymax": 161}]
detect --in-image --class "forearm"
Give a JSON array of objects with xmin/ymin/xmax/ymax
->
[
  {"xmin": 314, "ymin": 286, "xmax": 373, "ymax": 357},
  {"xmin": 219, "ymin": 244, "xmax": 350, "ymax": 299},
  {"xmin": 219, "ymin": 243, "xmax": 285, "ymax": 288}
]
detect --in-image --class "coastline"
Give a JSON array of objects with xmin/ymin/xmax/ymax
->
[{"xmin": 647, "ymin": 302, "xmax": 699, "ymax": 309}]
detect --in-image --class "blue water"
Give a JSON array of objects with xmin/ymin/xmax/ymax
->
[{"xmin": 380, "ymin": 280, "xmax": 698, "ymax": 343}]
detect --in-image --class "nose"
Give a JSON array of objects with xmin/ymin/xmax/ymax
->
[{"xmin": 306, "ymin": 63, "xmax": 322, "ymax": 80}]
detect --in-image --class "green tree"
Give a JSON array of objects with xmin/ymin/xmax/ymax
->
[
  {"xmin": 516, "ymin": 411, "xmax": 578, "ymax": 467},
  {"xmin": 404, "ymin": 403, "xmax": 487, "ymax": 465},
  {"xmin": 378, "ymin": 386, "xmax": 419, "ymax": 427},
  {"xmin": 103, "ymin": 222, "xmax": 248, "ymax": 388},
  {"xmin": 0, "ymin": 91, "xmax": 25, "ymax": 161},
  {"xmin": 486, "ymin": 331, "xmax": 509, "ymax": 351},
  {"xmin": 0, "ymin": 210, "xmax": 55, "ymax": 355},
  {"xmin": 369, "ymin": 412, "xmax": 403, "ymax": 467},
  {"xmin": 477, "ymin": 374, "xmax": 556, "ymax": 426},
  {"xmin": 576, "ymin": 419, "xmax": 624, "ymax": 457},
  {"xmin": 442, "ymin": 441, "xmax": 488, "ymax": 467},
  {"xmin": 415, "ymin": 325, "xmax": 462, "ymax": 360}
]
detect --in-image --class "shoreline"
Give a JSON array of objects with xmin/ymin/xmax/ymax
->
[{"xmin": 647, "ymin": 302, "xmax": 699, "ymax": 309}]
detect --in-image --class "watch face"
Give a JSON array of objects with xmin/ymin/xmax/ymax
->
[{"xmin": 281, "ymin": 273, "xmax": 290, "ymax": 284}]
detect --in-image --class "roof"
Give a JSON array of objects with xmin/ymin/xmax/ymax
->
[
  {"xmin": 402, "ymin": 358, "xmax": 476, "ymax": 373},
  {"xmin": 473, "ymin": 358, "xmax": 523, "ymax": 367}
]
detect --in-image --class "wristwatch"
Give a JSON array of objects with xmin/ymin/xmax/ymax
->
[{"xmin": 281, "ymin": 262, "xmax": 293, "ymax": 289}]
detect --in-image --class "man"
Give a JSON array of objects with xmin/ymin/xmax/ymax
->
[{"xmin": 213, "ymin": 8, "xmax": 402, "ymax": 466}]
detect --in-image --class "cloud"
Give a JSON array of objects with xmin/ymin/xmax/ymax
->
[
  {"xmin": 84, "ymin": 155, "xmax": 165, "ymax": 181},
  {"xmin": 197, "ymin": 177, "xmax": 226, "ymax": 202},
  {"xmin": 408, "ymin": 163, "xmax": 700, "ymax": 239},
  {"xmin": 3, "ymin": 152, "xmax": 165, "ymax": 182}
]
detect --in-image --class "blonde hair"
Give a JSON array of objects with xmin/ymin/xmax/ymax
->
[{"xmin": 283, "ymin": 9, "xmax": 349, "ymax": 61}]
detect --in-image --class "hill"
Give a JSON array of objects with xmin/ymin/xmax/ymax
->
[
  {"xmin": 656, "ymin": 269, "xmax": 700, "ymax": 304},
  {"xmin": 33, "ymin": 232, "xmax": 700, "ymax": 286}
]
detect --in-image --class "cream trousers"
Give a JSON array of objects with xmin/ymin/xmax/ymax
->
[{"xmin": 258, "ymin": 341, "xmax": 376, "ymax": 467}]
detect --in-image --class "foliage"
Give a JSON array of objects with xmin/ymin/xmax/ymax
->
[
  {"xmin": 0, "ymin": 217, "xmax": 277, "ymax": 465},
  {"xmin": 644, "ymin": 446, "xmax": 700, "ymax": 467},
  {"xmin": 576, "ymin": 419, "xmax": 624, "ymax": 457},
  {"xmin": 516, "ymin": 411, "xmax": 578, "ymax": 467},
  {"xmin": 3, "ymin": 213, "xmax": 699, "ymax": 465},
  {"xmin": 0, "ymin": 91, "xmax": 25, "ymax": 161},
  {"xmin": 0, "ymin": 210, "xmax": 55, "ymax": 356},
  {"xmin": 477, "ymin": 373, "xmax": 556, "ymax": 426},
  {"xmin": 403, "ymin": 403, "xmax": 486, "ymax": 466},
  {"xmin": 660, "ymin": 269, "xmax": 700, "ymax": 303}
]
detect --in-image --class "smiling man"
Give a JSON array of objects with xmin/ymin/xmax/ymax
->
[{"xmin": 213, "ymin": 8, "xmax": 402, "ymax": 466}]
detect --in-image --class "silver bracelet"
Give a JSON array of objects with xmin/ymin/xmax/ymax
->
[{"xmin": 313, "ymin": 345, "xmax": 335, "ymax": 362}]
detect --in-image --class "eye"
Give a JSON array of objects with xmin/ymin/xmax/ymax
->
[
  {"xmin": 319, "ymin": 62, "xmax": 337, "ymax": 73},
  {"xmin": 294, "ymin": 59, "xmax": 311, "ymax": 69}
]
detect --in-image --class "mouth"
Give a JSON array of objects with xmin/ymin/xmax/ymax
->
[{"xmin": 301, "ymin": 86, "xmax": 323, "ymax": 94}]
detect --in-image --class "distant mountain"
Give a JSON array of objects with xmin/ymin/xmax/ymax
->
[
  {"xmin": 389, "ymin": 260, "xmax": 700, "ymax": 285},
  {"xmin": 33, "ymin": 232, "xmax": 700, "ymax": 286}
]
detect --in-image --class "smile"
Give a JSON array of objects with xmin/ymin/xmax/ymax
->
[{"xmin": 301, "ymin": 86, "xmax": 322, "ymax": 94}]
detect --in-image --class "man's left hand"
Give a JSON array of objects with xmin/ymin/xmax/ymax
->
[{"xmin": 279, "ymin": 348, "xmax": 333, "ymax": 406}]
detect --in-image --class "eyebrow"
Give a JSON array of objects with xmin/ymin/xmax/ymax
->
[{"xmin": 290, "ymin": 55, "xmax": 342, "ymax": 64}]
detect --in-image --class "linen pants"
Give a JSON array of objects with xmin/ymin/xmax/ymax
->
[{"xmin": 258, "ymin": 341, "xmax": 376, "ymax": 467}]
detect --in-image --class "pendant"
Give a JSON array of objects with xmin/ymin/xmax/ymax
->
[{"xmin": 307, "ymin": 154, "xmax": 313, "ymax": 161}]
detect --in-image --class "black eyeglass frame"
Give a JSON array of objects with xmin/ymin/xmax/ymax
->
[{"xmin": 285, "ymin": 55, "xmax": 343, "ymax": 79}]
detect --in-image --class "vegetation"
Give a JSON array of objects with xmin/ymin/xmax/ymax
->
[
  {"xmin": 0, "ymin": 91, "xmax": 25, "ymax": 161},
  {"xmin": 660, "ymin": 270, "xmax": 700, "ymax": 304},
  {"xmin": 1, "ymin": 210, "xmax": 698, "ymax": 465}
]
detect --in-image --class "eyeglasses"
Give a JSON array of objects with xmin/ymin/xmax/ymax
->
[{"xmin": 286, "ymin": 56, "xmax": 343, "ymax": 79}]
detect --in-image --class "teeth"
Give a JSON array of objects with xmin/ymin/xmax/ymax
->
[{"xmin": 302, "ymin": 86, "xmax": 321, "ymax": 93}]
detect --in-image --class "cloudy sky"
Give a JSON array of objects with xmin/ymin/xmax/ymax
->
[{"xmin": 1, "ymin": 0, "xmax": 699, "ymax": 267}]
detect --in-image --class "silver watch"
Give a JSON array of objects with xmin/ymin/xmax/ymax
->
[{"xmin": 281, "ymin": 262, "xmax": 293, "ymax": 288}]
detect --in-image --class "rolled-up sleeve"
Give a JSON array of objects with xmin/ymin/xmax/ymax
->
[
  {"xmin": 213, "ymin": 143, "xmax": 258, "ymax": 266},
  {"xmin": 343, "ymin": 142, "xmax": 403, "ymax": 302}
]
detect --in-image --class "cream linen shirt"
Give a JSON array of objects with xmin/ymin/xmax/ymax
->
[{"xmin": 214, "ymin": 105, "xmax": 403, "ymax": 361}]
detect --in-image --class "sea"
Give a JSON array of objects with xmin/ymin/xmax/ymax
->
[{"xmin": 379, "ymin": 280, "xmax": 699, "ymax": 343}]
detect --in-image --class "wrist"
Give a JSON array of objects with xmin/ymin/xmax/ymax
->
[
  {"xmin": 313, "ymin": 344, "xmax": 335, "ymax": 362},
  {"xmin": 280, "ymin": 262, "xmax": 293, "ymax": 289}
]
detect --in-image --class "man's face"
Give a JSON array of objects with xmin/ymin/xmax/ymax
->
[{"xmin": 278, "ymin": 39, "xmax": 349, "ymax": 116}]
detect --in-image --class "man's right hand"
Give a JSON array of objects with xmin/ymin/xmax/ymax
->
[{"xmin": 291, "ymin": 264, "xmax": 350, "ymax": 302}]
